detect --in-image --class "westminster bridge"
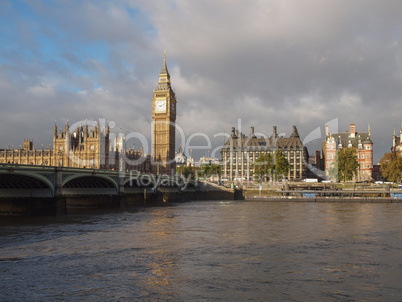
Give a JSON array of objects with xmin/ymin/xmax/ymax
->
[{"xmin": 0, "ymin": 164, "xmax": 240, "ymax": 215}]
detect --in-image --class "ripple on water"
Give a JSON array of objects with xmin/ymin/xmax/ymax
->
[{"xmin": 1, "ymin": 201, "xmax": 402, "ymax": 301}]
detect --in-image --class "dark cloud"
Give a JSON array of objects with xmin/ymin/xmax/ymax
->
[{"xmin": 1, "ymin": 0, "xmax": 401, "ymax": 163}]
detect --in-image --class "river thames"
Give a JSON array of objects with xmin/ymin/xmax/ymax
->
[{"xmin": 1, "ymin": 200, "xmax": 402, "ymax": 301}]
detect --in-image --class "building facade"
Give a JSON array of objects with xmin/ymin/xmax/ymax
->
[
  {"xmin": 323, "ymin": 123, "xmax": 373, "ymax": 181},
  {"xmin": 152, "ymin": 52, "xmax": 177, "ymax": 174},
  {"xmin": 0, "ymin": 139, "xmax": 54, "ymax": 166},
  {"xmin": 0, "ymin": 121, "xmax": 151, "ymax": 172},
  {"xmin": 175, "ymin": 146, "xmax": 194, "ymax": 168},
  {"xmin": 53, "ymin": 121, "xmax": 109, "ymax": 169},
  {"xmin": 221, "ymin": 125, "xmax": 309, "ymax": 181}
]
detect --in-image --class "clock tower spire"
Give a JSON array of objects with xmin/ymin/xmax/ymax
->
[{"xmin": 152, "ymin": 51, "xmax": 177, "ymax": 174}]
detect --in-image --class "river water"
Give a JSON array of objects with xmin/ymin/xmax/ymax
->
[{"xmin": 1, "ymin": 201, "xmax": 402, "ymax": 301}]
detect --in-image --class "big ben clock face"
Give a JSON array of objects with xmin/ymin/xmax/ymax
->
[{"xmin": 155, "ymin": 100, "xmax": 166, "ymax": 113}]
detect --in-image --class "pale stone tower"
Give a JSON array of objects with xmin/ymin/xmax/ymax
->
[{"xmin": 152, "ymin": 51, "xmax": 177, "ymax": 174}]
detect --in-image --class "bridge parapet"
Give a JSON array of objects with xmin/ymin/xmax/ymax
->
[{"xmin": 0, "ymin": 164, "xmax": 193, "ymax": 197}]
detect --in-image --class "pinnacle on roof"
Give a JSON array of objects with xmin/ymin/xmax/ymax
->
[{"xmin": 160, "ymin": 50, "xmax": 170, "ymax": 77}]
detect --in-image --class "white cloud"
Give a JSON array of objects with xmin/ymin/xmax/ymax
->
[
  {"xmin": 1, "ymin": 0, "xmax": 402, "ymax": 163},
  {"xmin": 339, "ymin": 93, "xmax": 362, "ymax": 108},
  {"xmin": 27, "ymin": 81, "xmax": 57, "ymax": 97}
]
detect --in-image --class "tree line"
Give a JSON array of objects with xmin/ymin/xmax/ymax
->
[{"xmin": 252, "ymin": 150, "xmax": 290, "ymax": 182}]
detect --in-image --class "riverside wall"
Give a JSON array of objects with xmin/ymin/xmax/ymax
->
[{"xmin": 0, "ymin": 186, "xmax": 243, "ymax": 216}]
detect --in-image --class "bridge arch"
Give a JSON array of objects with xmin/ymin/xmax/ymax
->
[
  {"xmin": 0, "ymin": 171, "xmax": 54, "ymax": 197},
  {"xmin": 62, "ymin": 174, "xmax": 119, "ymax": 194}
]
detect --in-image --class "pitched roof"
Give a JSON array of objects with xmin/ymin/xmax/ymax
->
[
  {"xmin": 326, "ymin": 131, "xmax": 371, "ymax": 148},
  {"xmin": 223, "ymin": 126, "xmax": 304, "ymax": 150}
]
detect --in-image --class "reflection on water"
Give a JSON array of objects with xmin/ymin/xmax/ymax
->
[{"xmin": 1, "ymin": 201, "xmax": 402, "ymax": 301}]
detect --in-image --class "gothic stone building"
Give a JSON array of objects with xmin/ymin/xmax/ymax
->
[
  {"xmin": 0, "ymin": 121, "xmax": 109, "ymax": 168},
  {"xmin": 323, "ymin": 123, "xmax": 373, "ymax": 181},
  {"xmin": 0, "ymin": 121, "xmax": 150, "ymax": 172},
  {"xmin": 53, "ymin": 121, "xmax": 109, "ymax": 169},
  {"xmin": 0, "ymin": 139, "xmax": 54, "ymax": 166},
  {"xmin": 221, "ymin": 125, "xmax": 309, "ymax": 181}
]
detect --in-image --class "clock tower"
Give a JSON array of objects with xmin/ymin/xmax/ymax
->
[{"xmin": 152, "ymin": 51, "xmax": 177, "ymax": 174}]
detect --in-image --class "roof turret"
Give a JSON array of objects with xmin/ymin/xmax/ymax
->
[{"xmin": 363, "ymin": 137, "xmax": 373, "ymax": 144}]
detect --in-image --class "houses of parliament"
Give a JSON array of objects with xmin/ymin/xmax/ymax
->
[{"xmin": 0, "ymin": 53, "xmax": 177, "ymax": 174}]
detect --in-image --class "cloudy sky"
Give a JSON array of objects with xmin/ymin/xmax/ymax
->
[{"xmin": 1, "ymin": 0, "xmax": 402, "ymax": 163}]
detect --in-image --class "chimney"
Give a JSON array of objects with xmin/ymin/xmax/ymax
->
[
  {"xmin": 315, "ymin": 150, "xmax": 321, "ymax": 169},
  {"xmin": 231, "ymin": 127, "xmax": 235, "ymax": 137},
  {"xmin": 350, "ymin": 124, "xmax": 356, "ymax": 138},
  {"xmin": 292, "ymin": 125, "xmax": 299, "ymax": 137},
  {"xmin": 236, "ymin": 130, "xmax": 239, "ymax": 137},
  {"xmin": 325, "ymin": 125, "xmax": 329, "ymax": 136},
  {"xmin": 273, "ymin": 126, "xmax": 277, "ymax": 137},
  {"xmin": 250, "ymin": 126, "xmax": 254, "ymax": 135}
]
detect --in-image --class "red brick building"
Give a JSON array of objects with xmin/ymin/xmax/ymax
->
[{"xmin": 323, "ymin": 123, "xmax": 373, "ymax": 181}]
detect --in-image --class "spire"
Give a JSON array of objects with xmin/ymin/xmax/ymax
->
[
  {"xmin": 84, "ymin": 119, "xmax": 88, "ymax": 138},
  {"xmin": 368, "ymin": 123, "xmax": 371, "ymax": 137},
  {"xmin": 158, "ymin": 50, "xmax": 170, "ymax": 84},
  {"xmin": 54, "ymin": 121, "xmax": 57, "ymax": 137},
  {"xmin": 161, "ymin": 50, "xmax": 168, "ymax": 74}
]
